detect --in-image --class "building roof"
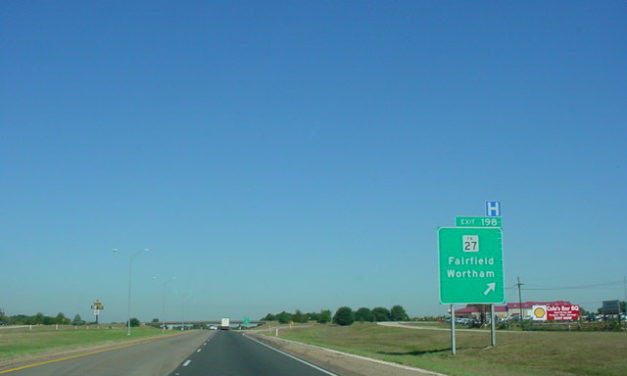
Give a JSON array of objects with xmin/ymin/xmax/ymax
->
[
  {"xmin": 455, "ymin": 301, "xmax": 573, "ymax": 314},
  {"xmin": 506, "ymin": 301, "xmax": 572, "ymax": 309}
]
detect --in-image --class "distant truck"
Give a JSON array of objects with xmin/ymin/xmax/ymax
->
[{"xmin": 220, "ymin": 318, "xmax": 230, "ymax": 330}]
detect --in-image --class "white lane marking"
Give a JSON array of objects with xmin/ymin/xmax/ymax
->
[
  {"xmin": 183, "ymin": 360, "xmax": 191, "ymax": 367},
  {"xmin": 261, "ymin": 334, "xmax": 448, "ymax": 376},
  {"xmin": 196, "ymin": 348, "xmax": 201, "ymax": 352},
  {"xmin": 244, "ymin": 335, "xmax": 340, "ymax": 376}
]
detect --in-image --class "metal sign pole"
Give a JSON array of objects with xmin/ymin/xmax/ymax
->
[
  {"xmin": 490, "ymin": 304, "xmax": 496, "ymax": 347},
  {"xmin": 450, "ymin": 304, "xmax": 456, "ymax": 355}
]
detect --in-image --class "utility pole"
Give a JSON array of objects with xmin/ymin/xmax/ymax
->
[{"xmin": 516, "ymin": 277, "xmax": 524, "ymax": 320}]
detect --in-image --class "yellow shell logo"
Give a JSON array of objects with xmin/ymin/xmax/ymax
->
[{"xmin": 533, "ymin": 307, "xmax": 546, "ymax": 318}]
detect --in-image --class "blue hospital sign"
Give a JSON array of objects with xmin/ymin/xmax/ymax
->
[{"xmin": 486, "ymin": 201, "xmax": 501, "ymax": 217}]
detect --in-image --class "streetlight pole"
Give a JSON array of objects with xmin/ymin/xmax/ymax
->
[
  {"xmin": 153, "ymin": 276, "xmax": 175, "ymax": 333},
  {"xmin": 113, "ymin": 248, "xmax": 150, "ymax": 336}
]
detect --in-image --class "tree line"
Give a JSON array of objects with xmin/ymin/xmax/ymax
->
[
  {"xmin": 0, "ymin": 309, "xmax": 89, "ymax": 326},
  {"xmin": 260, "ymin": 304, "xmax": 409, "ymax": 326},
  {"xmin": 261, "ymin": 309, "xmax": 332, "ymax": 324}
]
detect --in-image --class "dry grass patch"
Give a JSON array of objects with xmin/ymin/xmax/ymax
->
[
  {"xmin": 0, "ymin": 325, "xmax": 178, "ymax": 362},
  {"xmin": 269, "ymin": 323, "xmax": 627, "ymax": 376}
]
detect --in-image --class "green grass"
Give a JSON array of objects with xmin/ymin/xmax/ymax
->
[
  {"xmin": 265, "ymin": 323, "xmax": 627, "ymax": 376},
  {"xmin": 0, "ymin": 325, "xmax": 179, "ymax": 362}
]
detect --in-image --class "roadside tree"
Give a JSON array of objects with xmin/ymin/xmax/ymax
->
[
  {"xmin": 333, "ymin": 307, "xmax": 355, "ymax": 326},
  {"xmin": 293, "ymin": 310, "xmax": 308, "ymax": 323},
  {"xmin": 372, "ymin": 307, "xmax": 391, "ymax": 321},
  {"xmin": 33, "ymin": 312, "xmax": 45, "ymax": 325},
  {"xmin": 261, "ymin": 313, "xmax": 276, "ymax": 321},
  {"xmin": 72, "ymin": 314, "xmax": 86, "ymax": 326},
  {"xmin": 390, "ymin": 305, "xmax": 409, "ymax": 321},
  {"xmin": 317, "ymin": 310, "xmax": 332, "ymax": 324},
  {"xmin": 355, "ymin": 307, "xmax": 374, "ymax": 322},
  {"xmin": 276, "ymin": 311, "xmax": 293, "ymax": 324},
  {"xmin": 55, "ymin": 313, "xmax": 69, "ymax": 325}
]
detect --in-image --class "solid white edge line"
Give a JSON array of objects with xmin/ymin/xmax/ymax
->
[
  {"xmin": 182, "ymin": 360, "xmax": 191, "ymax": 367},
  {"xmin": 250, "ymin": 333, "xmax": 449, "ymax": 376},
  {"xmin": 244, "ymin": 334, "xmax": 341, "ymax": 376}
]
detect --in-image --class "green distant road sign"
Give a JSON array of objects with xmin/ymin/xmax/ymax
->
[
  {"xmin": 243, "ymin": 317, "xmax": 250, "ymax": 325},
  {"xmin": 456, "ymin": 217, "xmax": 501, "ymax": 227},
  {"xmin": 438, "ymin": 227, "xmax": 504, "ymax": 304}
]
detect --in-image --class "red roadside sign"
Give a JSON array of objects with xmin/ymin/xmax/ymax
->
[{"xmin": 533, "ymin": 304, "xmax": 580, "ymax": 321}]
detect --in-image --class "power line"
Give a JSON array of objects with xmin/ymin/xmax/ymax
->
[{"xmin": 504, "ymin": 280, "xmax": 623, "ymax": 291}]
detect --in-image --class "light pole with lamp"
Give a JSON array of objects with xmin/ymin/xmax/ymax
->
[
  {"xmin": 153, "ymin": 276, "xmax": 175, "ymax": 333},
  {"xmin": 113, "ymin": 248, "xmax": 150, "ymax": 336}
]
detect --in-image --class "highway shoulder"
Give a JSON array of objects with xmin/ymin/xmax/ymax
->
[{"xmin": 246, "ymin": 333, "xmax": 448, "ymax": 376}]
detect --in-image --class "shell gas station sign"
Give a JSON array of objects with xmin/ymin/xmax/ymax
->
[{"xmin": 532, "ymin": 304, "xmax": 580, "ymax": 321}]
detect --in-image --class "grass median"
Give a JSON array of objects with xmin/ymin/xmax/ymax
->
[
  {"xmin": 263, "ymin": 323, "xmax": 627, "ymax": 376},
  {"xmin": 0, "ymin": 325, "xmax": 180, "ymax": 362}
]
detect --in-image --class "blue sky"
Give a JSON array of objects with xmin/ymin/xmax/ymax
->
[{"xmin": 1, "ymin": 1, "xmax": 625, "ymax": 323}]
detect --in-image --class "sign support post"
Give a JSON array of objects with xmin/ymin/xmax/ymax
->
[
  {"xmin": 490, "ymin": 304, "xmax": 496, "ymax": 347},
  {"xmin": 450, "ymin": 304, "xmax": 456, "ymax": 355}
]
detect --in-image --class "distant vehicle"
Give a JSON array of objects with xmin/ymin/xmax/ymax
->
[
  {"xmin": 208, "ymin": 325, "xmax": 218, "ymax": 330},
  {"xmin": 220, "ymin": 318, "xmax": 230, "ymax": 330}
]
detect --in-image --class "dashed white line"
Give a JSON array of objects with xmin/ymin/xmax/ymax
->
[
  {"xmin": 183, "ymin": 360, "xmax": 191, "ymax": 367},
  {"xmin": 196, "ymin": 348, "xmax": 201, "ymax": 352}
]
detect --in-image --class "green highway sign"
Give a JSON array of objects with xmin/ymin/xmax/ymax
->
[
  {"xmin": 438, "ymin": 227, "xmax": 504, "ymax": 304},
  {"xmin": 243, "ymin": 317, "xmax": 250, "ymax": 325},
  {"xmin": 456, "ymin": 217, "xmax": 501, "ymax": 227}
]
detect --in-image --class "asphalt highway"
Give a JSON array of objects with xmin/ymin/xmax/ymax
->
[
  {"xmin": 1, "ymin": 330, "xmax": 339, "ymax": 376},
  {"xmin": 1, "ymin": 331, "xmax": 211, "ymax": 376},
  {"xmin": 169, "ymin": 330, "xmax": 338, "ymax": 376}
]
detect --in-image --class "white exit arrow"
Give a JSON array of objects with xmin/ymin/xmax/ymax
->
[{"xmin": 483, "ymin": 282, "xmax": 496, "ymax": 295}]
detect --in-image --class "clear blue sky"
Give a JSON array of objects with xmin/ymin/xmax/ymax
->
[{"xmin": 1, "ymin": 1, "xmax": 625, "ymax": 323}]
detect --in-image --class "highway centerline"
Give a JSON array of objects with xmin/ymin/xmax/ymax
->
[{"xmin": 169, "ymin": 331, "xmax": 338, "ymax": 376}]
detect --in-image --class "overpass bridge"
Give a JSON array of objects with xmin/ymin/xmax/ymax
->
[{"xmin": 155, "ymin": 320, "xmax": 263, "ymax": 329}]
